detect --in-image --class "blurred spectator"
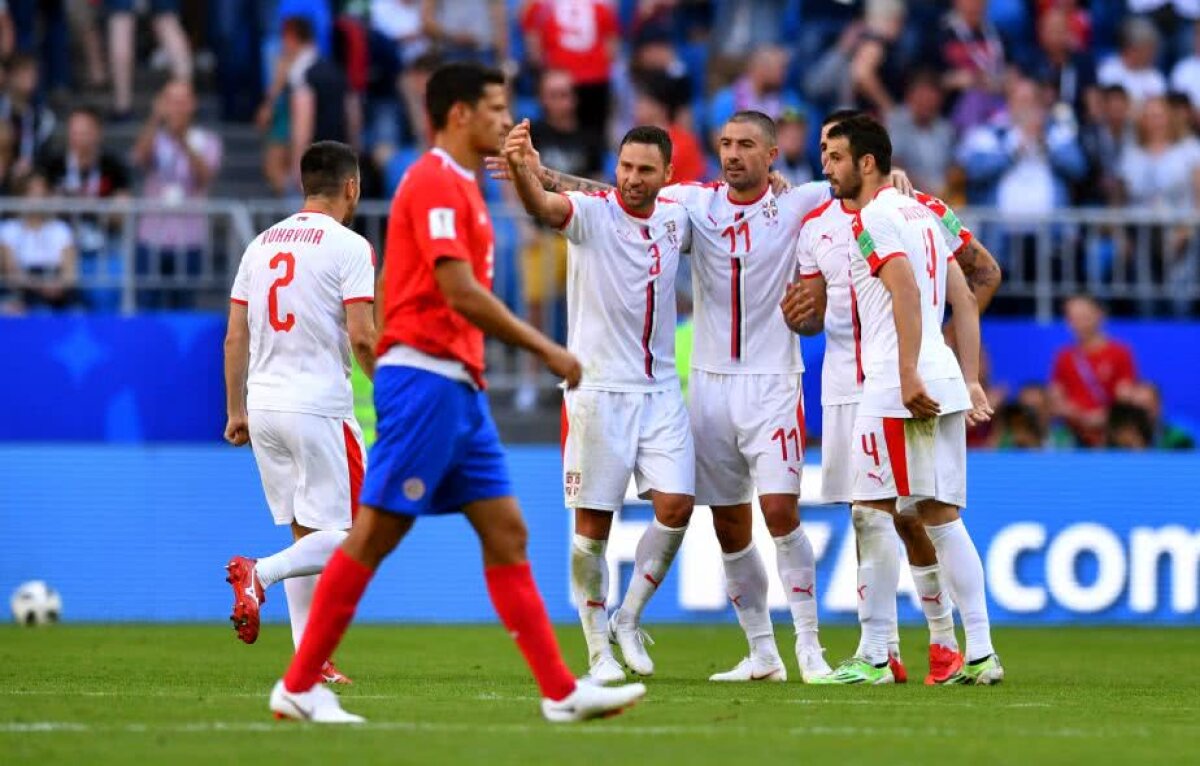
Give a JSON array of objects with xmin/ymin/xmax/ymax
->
[
  {"xmin": 41, "ymin": 107, "xmax": 130, "ymax": 202},
  {"xmin": 531, "ymin": 69, "xmax": 605, "ymax": 182},
  {"xmin": 849, "ymin": 0, "xmax": 908, "ymax": 118},
  {"xmin": 935, "ymin": 0, "xmax": 1008, "ymax": 135},
  {"xmin": 990, "ymin": 402, "xmax": 1046, "ymax": 449},
  {"xmin": 282, "ymin": 16, "xmax": 356, "ymax": 187},
  {"xmin": 131, "ymin": 80, "xmax": 222, "ymax": 309},
  {"xmin": 1167, "ymin": 90, "xmax": 1200, "ymax": 149},
  {"xmin": 958, "ymin": 77, "xmax": 1087, "ymax": 210},
  {"xmin": 1050, "ymin": 294, "xmax": 1138, "ymax": 446},
  {"xmin": 366, "ymin": 0, "xmax": 429, "ymax": 156},
  {"xmin": 1097, "ymin": 17, "xmax": 1166, "ymax": 109},
  {"xmin": 1079, "ymin": 84, "xmax": 1135, "ymax": 205},
  {"xmin": 1106, "ymin": 401, "xmax": 1152, "ymax": 449},
  {"xmin": 775, "ymin": 108, "xmax": 814, "ymax": 185},
  {"xmin": 0, "ymin": 121, "xmax": 17, "ymax": 194},
  {"xmin": 521, "ymin": 0, "xmax": 619, "ymax": 139},
  {"xmin": 710, "ymin": 0, "xmax": 792, "ymax": 61},
  {"xmin": 632, "ymin": 71, "xmax": 704, "ymax": 184},
  {"xmin": 1020, "ymin": 5, "xmax": 1097, "ymax": 119},
  {"xmin": 65, "ymin": 0, "xmax": 108, "ymax": 90},
  {"xmin": 1122, "ymin": 380, "xmax": 1196, "ymax": 449},
  {"xmin": 9, "ymin": 0, "xmax": 68, "ymax": 95},
  {"xmin": 706, "ymin": 46, "xmax": 802, "ymax": 149},
  {"xmin": 1117, "ymin": 95, "xmax": 1200, "ymax": 207},
  {"xmin": 1170, "ymin": 23, "xmax": 1200, "ymax": 114},
  {"xmin": 1130, "ymin": 0, "xmax": 1200, "ymax": 65},
  {"xmin": 0, "ymin": 4, "xmax": 13, "ymax": 61},
  {"xmin": 609, "ymin": 34, "xmax": 691, "ymax": 150},
  {"xmin": 0, "ymin": 171, "xmax": 78, "ymax": 312},
  {"xmin": 106, "ymin": 0, "xmax": 192, "ymax": 120},
  {"xmin": 1015, "ymin": 381, "xmax": 1077, "ymax": 447},
  {"xmin": 423, "ymin": 0, "xmax": 511, "ymax": 66},
  {"xmin": 0, "ymin": 54, "xmax": 56, "ymax": 179},
  {"xmin": 888, "ymin": 69, "xmax": 955, "ymax": 196},
  {"xmin": 804, "ymin": 19, "xmax": 867, "ymax": 108}
]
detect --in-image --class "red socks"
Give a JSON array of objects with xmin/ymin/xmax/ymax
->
[
  {"xmin": 283, "ymin": 549, "xmax": 373, "ymax": 693},
  {"xmin": 485, "ymin": 562, "xmax": 577, "ymax": 702}
]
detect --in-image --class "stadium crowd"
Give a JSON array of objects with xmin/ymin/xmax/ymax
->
[{"xmin": 0, "ymin": 0, "xmax": 1193, "ymax": 449}]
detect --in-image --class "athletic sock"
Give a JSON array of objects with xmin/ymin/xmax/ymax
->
[
  {"xmin": 282, "ymin": 549, "xmax": 372, "ymax": 693},
  {"xmin": 851, "ymin": 505, "xmax": 899, "ymax": 665},
  {"xmin": 570, "ymin": 534, "xmax": 611, "ymax": 662},
  {"xmin": 283, "ymin": 575, "xmax": 318, "ymax": 649},
  {"xmin": 910, "ymin": 563, "xmax": 958, "ymax": 650},
  {"xmin": 771, "ymin": 525, "xmax": 819, "ymax": 650},
  {"xmin": 616, "ymin": 520, "xmax": 686, "ymax": 627},
  {"xmin": 485, "ymin": 561, "xmax": 577, "ymax": 702},
  {"xmin": 925, "ymin": 518, "xmax": 994, "ymax": 661},
  {"xmin": 256, "ymin": 530, "xmax": 348, "ymax": 589},
  {"xmin": 722, "ymin": 542, "xmax": 779, "ymax": 661}
]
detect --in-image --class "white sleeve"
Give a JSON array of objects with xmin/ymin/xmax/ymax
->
[
  {"xmin": 51, "ymin": 221, "xmax": 74, "ymax": 253},
  {"xmin": 559, "ymin": 191, "xmax": 604, "ymax": 245},
  {"xmin": 917, "ymin": 193, "xmax": 973, "ymax": 257},
  {"xmin": 781, "ymin": 181, "xmax": 832, "ymax": 218},
  {"xmin": 854, "ymin": 206, "xmax": 907, "ymax": 278},
  {"xmin": 661, "ymin": 182, "xmax": 705, "ymax": 209},
  {"xmin": 230, "ymin": 249, "xmax": 251, "ymax": 304},
  {"xmin": 341, "ymin": 236, "xmax": 376, "ymax": 303},
  {"xmin": 795, "ymin": 228, "xmax": 819, "ymax": 277}
]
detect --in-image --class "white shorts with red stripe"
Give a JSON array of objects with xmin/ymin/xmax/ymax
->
[
  {"xmin": 689, "ymin": 371, "xmax": 806, "ymax": 506},
  {"xmin": 561, "ymin": 387, "xmax": 694, "ymax": 511},
  {"xmin": 248, "ymin": 409, "xmax": 366, "ymax": 529},
  {"xmin": 820, "ymin": 402, "xmax": 859, "ymax": 505},
  {"xmin": 851, "ymin": 411, "xmax": 966, "ymax": 513}
]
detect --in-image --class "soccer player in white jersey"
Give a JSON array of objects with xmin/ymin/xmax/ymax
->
[
  {"xmin": 812, "ymin": 115, "xmax": 1003, "ymax": 685},
  {"xmin": 223, "ymin": 141, "xmax": 377, "ymax": 684},
  {"xmin": 783, "ymin": 111, "xmax": 1002, "ymax": 684},
  {"xmin": 503, "ymin": 121, "xmax": 695, "ymax": 683}
]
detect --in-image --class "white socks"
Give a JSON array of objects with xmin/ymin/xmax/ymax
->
[
  {"xmin": 255, "ymin": 530, "xmax": 347, "ymax": 589},
  {"xmin": 283, "ymin": 575, "xmax": 317, "ymax": 648},
  {"xmin": 851, "ymin": 505, "xmax": 900, "ymax": 665},
  {"xmin": 925, "ymin": 518, "xmax": 994, "ymax": 661},
  {"xmin": 772, "ymin": 526, "xmax": 820, "ymax": 650},
  {"xmin": 570, "ymin": 534, "xmax": 611, "ymax": 663},
  {"xmin": 911, "ymin": 563, "xmax": 958, "ymax": 650},
  {"xmin": 722, "ymin": 542, "xmax": 779, "ymax": 661},
  {"xmin": 615, "ymin": 520, "xmax": 687, "ymax": 627}
]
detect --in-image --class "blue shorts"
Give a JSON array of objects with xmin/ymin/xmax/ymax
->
[{"xmin": 360, "ymin": 366, "xmax": 512, "ymax": 516}]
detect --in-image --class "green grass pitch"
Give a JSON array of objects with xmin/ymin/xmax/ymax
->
[{"xmin": 2, "ymin": 624, "xmax": 1197, "ymax": 765}]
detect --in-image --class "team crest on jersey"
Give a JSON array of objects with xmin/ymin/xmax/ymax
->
[
  {"xmin": 565, "ymin": 471, "xmax": 582, "ymax": 500},
  {"xmin": 403, "ymin": 478, "xmax": 426, "ymax": 501},
  {"xmin": 762, "ymin": 199, "xmax": 779, "ymax": 220},
  {"xmin": 665, "ymin": 220, "xmax": 679, "ymax": 246}
]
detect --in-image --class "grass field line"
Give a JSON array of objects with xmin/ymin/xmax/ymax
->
[{"xmin": 0, "ymin": 720, "xmax": 1154, "ymax": 739}]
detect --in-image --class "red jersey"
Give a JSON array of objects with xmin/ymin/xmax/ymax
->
[
  {"xmin": 521, "ymin": 0, "xmax": 618, "ymax": 86},
  {"xmin": 1051, "ymin": 339, "xmax": 1137, "ymax": 415},
  {"xmin": 378, "ymin": 148, "xmax": 494, "ymax": 387}
]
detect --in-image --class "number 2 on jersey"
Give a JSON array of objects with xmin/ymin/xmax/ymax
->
[
  {"xmin": 923, "ymin": 229, "xmax": 938, "ymax": 306},
  {"xmin": 268, "ymin": 251, "xmax": 296, "ymax": 332},
  {"xmin": 722, "ymin": 221, "xmax": 750, "ymax": 254}
]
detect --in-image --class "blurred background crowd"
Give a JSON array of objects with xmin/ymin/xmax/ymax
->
[{"xmin": 0, "ymin": 0, "xmax": 1194, "ymax": 450}]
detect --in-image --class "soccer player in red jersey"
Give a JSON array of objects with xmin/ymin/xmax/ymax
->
[{"xmin": 268, "ymin": 62, "xmax": 646, "ymax": 724}]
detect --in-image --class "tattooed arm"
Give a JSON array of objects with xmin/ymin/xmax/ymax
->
[
  {"xmin": 956, "ymin": 238, "xmax": 1002, "ymax": 314},
  {"xmin": 535, "ymin": 166, "xmax": 613, "ymax": 194}
]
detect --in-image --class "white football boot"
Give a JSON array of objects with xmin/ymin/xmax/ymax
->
[
  {"xmin": 585, "ymin": 654, "xmax": 627, "ymax": 685},
  {"xmin": 796, "ymin": 639, "xmax": 833, "ymax": 682},
  {"xmin": 541, "ymin": 679, "xmax": 647, "ymax": 723},
  {"xmin": 708, "ymin": 655, "xmax": 788, "ymax": 682},
  {"xmin": 269, "ymin": 680, "xmax": 365, "ymax": 724},
  {"xmin": 609, "ymin": 617, "xmax": 655, "ymax": 677}
]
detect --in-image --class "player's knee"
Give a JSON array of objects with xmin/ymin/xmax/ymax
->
[
  {"xmin": 483, "ymin": 514, "xmax": 529, "ymax": 564},
  {"xmin": 892, "ymin": 511, "xmax": 925, "ymax": 543},
  {"xmin": 654, "ymin": 495, "xmax": 693, "ymax": 529},
  {"xmin": 917, "ymin": 501, "xmax": 960, "ymax": 526},
  {"xmin": 760, "ymin": 498, "xmax": 799, "ymax": 538},
  {"xmin": 711, "ymin": 511, "xmax": 751, "ymax": 551},
  {"xmin": 574, "ymin": 508, "xmax": 613, "ymax": 540}
]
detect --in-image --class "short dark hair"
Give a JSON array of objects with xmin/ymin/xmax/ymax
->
[
  {"xmin": 425, "ymin": 62, "xmax": 506, "ymax": 131},
  {"xmin": 825, "ymin": 114, "xmax": 892, "ymax": 173},
  {"xmin": 728, "ymin": 110, "xmax": 777, "ymax": 144},
  {"xmin": 300, "ymin": 141, "xmax": 359, "ymax": 198},
  {"xmin": 1108, "ymin": 402, "xmax": 1153, "ymax": 446},
  {"xmin": 1101, "ymin": 83, "xmax": 1129, "ymax": 100},
  {"xmin": 822, "ymin": 108, "xmax": 863, "ymax": 129},
  {"xmin": 68, "ymin": 106, "xmax": 103, "ymax": 125},
  {"xmin": 619, "ymin": 125, "xmax": 672, "ymax": 164},
  {"xmin": 281, "ymin": 15, "xmax": 315, "ymax": 43}
]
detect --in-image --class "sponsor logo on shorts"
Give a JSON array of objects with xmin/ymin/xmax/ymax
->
[
  {"xmin": 403, "ymin": 478, "xmax": 426, "ymax": 501},
  {"xmin": 565, "ymin": 471, "xmax": 582, "ymax": 500}
]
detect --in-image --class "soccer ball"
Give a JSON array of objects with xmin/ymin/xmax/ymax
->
[{"xmin": 10, "ymin": 581, "xmax": 62, "ymax": 626}]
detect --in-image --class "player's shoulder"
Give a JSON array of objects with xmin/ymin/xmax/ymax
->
[
  {"xmin": 665, "ymin": 180, "xmax": 721, "ymax": 204},
  {"xmin": 800, "ymin": 198, "xmax": 836, "ymax": 228},
  {"xmin": 400, "ymin": 150, "xmax": 473, "ymax": 195},
  {"xmin": 779, "ymin": 180, "xmax": 832, "ymax": 211}
]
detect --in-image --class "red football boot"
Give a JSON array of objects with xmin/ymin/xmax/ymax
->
[
  {"xmin": 321, "ymin": 660, "xmax": 353, "ymax": 685},
  {"xmin": 225, "ymin": 556, "xmax": 265, "ymax": 644},
  {"xmin": 888, "ymin": 650, "xmax": 909, "ymax": 684},
  {"xmin": 925, "ymin": 643, "xmax": 965, "ymax": 685}
]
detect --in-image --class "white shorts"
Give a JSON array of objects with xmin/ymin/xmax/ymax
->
[
  {"xmin": 851, "ymin": 411, "xmax": 966, "ymax": 513},
  {"xmin": 562, "ymin": 388, "xmax": 694, "ymax": 511},
  {"xmin": 689, "ymin": 371, "xmax": 805, "ymax": 506},
  {"xmin": 248, "ymin": 409, "xmax": 366, "ymax": 529},
  {"xmin": 820, "ymin": 402, "xmax": 858, "ymax": 505}
]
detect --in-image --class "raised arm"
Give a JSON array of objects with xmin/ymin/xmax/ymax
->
[
  {"xmin": 878, "ymin": 257, "xmax": 940, "ymax": 419},
  {"xmin": 504, "ymin": 119, "xmax": 573, "ymax": 228},
  {"xmin": 946, "ymin": 259, "xmax": 992, "ymax": 425},
  {"xmin": 486, "ymin": 133, "xmax": 612, "ymax": 194}
]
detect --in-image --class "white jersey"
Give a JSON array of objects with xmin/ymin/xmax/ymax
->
[
  {"xmin": 795, "ymin": 198, "xmax": 861, "ymax": 406},
  {"xmin": 230, "ymin": 210, "xmax": 375, "ymax": 419},
  {"xmin": 666, "ymin": 180, "xmax": 830, "ymax": 374},
  {"xmin": 850, "ymin": 187, "xmax": 972, "ymax": 418},
  {"xmin": 560, "ymin": 189, "xmax": 691, "ymax": 391}
]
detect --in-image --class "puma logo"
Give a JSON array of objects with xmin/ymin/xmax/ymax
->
[
  {"xmin": 787, "ymin": 467, "xmax": 800, "ymax": 477},
  {"xmin": 866, "ymin": 471, "xmax": 885, "ymax": 485},
  {"xmin": 730, "ymin": 594, "xmax": 744, "ymax": 608},
  {"xmin": 792, "ymin": 585, "xmax": 814, "ymax": 597},
  {"xmin": 857, "ymin": 585, "xmax": 867, "ymax": 600},
  {"xmin": 921, "ymin": 592, "xmax": 943, "ymax": 606}
]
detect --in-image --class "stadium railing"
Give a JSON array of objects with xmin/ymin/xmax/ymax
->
[{"xmin": 2, "ymin": 199, "xmax": 1197, "ymax": 388}]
